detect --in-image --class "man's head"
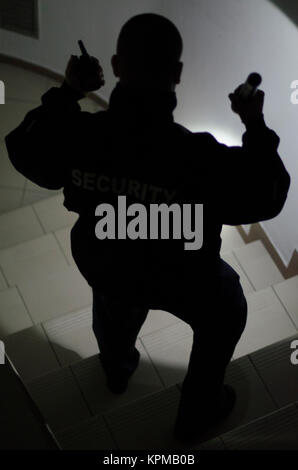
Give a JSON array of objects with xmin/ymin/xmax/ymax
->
[{"xmin": 112, "ymin": 13, "xmax": 183, "ymax": 92}]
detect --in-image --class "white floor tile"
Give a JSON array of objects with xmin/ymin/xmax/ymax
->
[
  {"xmin": 33, "ymin": 194, "xmax": 78, "ymax": 232},
  {"xmin": 104, "ymin": 386, "xmax": 183, "ymax": 450},
  {"xmin": 0, "ymin": 99, "xmax": 39, "ymax": 141},
  {"xmin": 176, "ymin": 356, "xmax": 277, "ymax": 444},
  {"xmin": 4, "ymin": 325, "xmax": 60, "ymax": 381},
  {"xmin": 0, "ymin": 64, "xmax": 48, "ymax": 101},
  {"xmin": 71, "ymin": 340, "xmax": 163, "ymax": 415},
  {"xmin": 18, "ymin": 265, "xmax": 92, "ymax": 323},
  {"xmin": 0, "ymin": 233, "xmax": 69, "ymax": 286},
  {"xmin": 220, "ymin": 226, "xmax": 245, "ymax": 253},
  {"xmin": 54, "ymin": 227, "xmax": 74, "ymax": 264},
  {"xmin": 234, "ymin": 287, "xmax": 297, "ymax": 359},
  {"xmin": 0, "ymin": 287, "xmax": 33, "ymax": 338},
  {"xmin": 221, "ymin": 251, "xmax": 254, "ymax": 295},
  {"xmin": 0, "ymin": 205, "xmax": 44, "ymax": 250},
  {"xmin": 223, "ymin": 357, "xmax": 276, "ymax": 427},
  {"xmin": 221, "ymin": 404, "xmax": 298, "ymax": 450},
  {"xmin": 43, "ymin": 307, "xmax": 98, "ymax": 366},
  {"xmin": 0, "ymin": 142, "xmax": 26, "ymax": 189},
  {"xmin": 55, "ymin": 416, "xmax": 116, "ymax": 450},
  {"xmin": 233, "ymin": 240, "xmax": 284, "ymax": 290},
  {"xmin": 0, "ymin": 187, "xmax": 23, "ymax": 214},
  {"xmin": 250, "ymin": 335, "xmax": 298, "ymax": 407},
  {"xmin": 273, "ymin": 276, "xmax": 298, "ymax": 329},
  {"xmin": 139, "ymin": 309, "xmax": 182, "ymax": 338},
  {"xmin": 26, "ymin": 367, "xmax": 91, "ymax": 432},
  {"xmin": 22, "ymin": 189, "xmax": 61, "ymax": 206},
  {"xmin": 141, "ymin": 322, "xmax": 193, "ymax": 387}
]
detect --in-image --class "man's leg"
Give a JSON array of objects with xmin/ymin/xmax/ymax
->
[
  {"xmin": 92, "ymin": 289, "xmax": 149, "ymax": 390},
  {"xmin": 174, "ymin": 260, "xmax": 248, "ymax": 437}
]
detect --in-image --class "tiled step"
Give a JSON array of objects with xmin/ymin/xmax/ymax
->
[
  {"xmin": 0, "ymin": 205, "xmax": 44, "ymax": 251},
  {"xmin": 221, "ymin": 251, "xmax": 254, "ymax": 295},
  {"xmin": 233, "ymin": 240, "xmax": 284, "ymax": 290},
  {"xmin": 220, "ymin": 225, "xmax": 245, "ymax": 254},
  {"xmin": 33, "ymin": 194, "xmax": 78, "ymax": 233},
  {"xmin": 249, "ymin": 333, "xmax": 298, "ymax": 407},
  {"xmin": 4, "ymin": 324, "xmax": 61, "ymax": 382},
  {"xmin": 26, "ymin": 366, "xmax": 92, "ymax": 432},
  {"xmin": 17, "ymin": 264, "xmax": 92, "ymax": 324},
  {"xmin": 0, "ymin": 358, "xmax": 58, "ymax": 450},
  {"xmin": 4, "ymin": 282, "xmax": 296, "ymax": 385},
  {"xmin": 234, "ymin": 286, "xmax": 297, "ymax": 358},
  {"xmin": 43, "ymin": 307, "xmax": 98, "ymax": 367},
  {"xmin": 0, "ymin": 194, "xmax": 77, "ymax": 252},
  {"xmin": 273, "ymin": 275, "xmax": 298, "ymax": 329},
  {"xmin": 55, "ymin": 415, "xmax": 116, "ymax": 450},
  {"xmin": 24, "ymin": 332, "xmax": 298, "ymax": 450},
  {"xmin": 176, "ymin": 356, "xmax": 277, "ymax": 444},
  {"xmin": 70, "ymin": 341, "xmax": 163, "ymax": 415},
  {"xmin": 0, "ymin": 286, "xmax": 33, "ymax": 338},
  {"xmin": 217, "ymin": 403, "xmax": 298, "ymax": 450},
  {"xmin": 104, "ymin": 386, "xmax": 183, "ymax": 450},
  {"xmin": 140, "ymin": 321, "xmax": 193, "ymax": 387},
  {"xmin": 0, "ymin": 233, "xmax": 69, "ymax": 287}
]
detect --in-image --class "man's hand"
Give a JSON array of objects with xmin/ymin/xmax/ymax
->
[
  {"xmin": 65, "ymin": 55, "xmax": 105, "ymax": 95},
  {"xmin": 229, "ymin": 85, "xmax": 264, "ymax": 125}
]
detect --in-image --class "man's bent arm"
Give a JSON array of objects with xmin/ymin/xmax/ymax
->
[{"xmin": 5, "ymin": 82, "xmax": 85, "ymax": 190}]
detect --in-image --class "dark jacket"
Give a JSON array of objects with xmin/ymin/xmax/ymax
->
[{"xmin": 5, "ymin": 82, "xmax": 290, "ymax": 306}]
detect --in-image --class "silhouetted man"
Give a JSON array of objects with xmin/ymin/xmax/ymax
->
[{"xmin": 5, "ymin": 13, "xmax": 290, "ymax": 441}]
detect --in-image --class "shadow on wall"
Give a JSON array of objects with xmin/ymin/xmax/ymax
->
[{"xmin": 269, "ymin": 0, "xmax": 298, "ymax": 28}]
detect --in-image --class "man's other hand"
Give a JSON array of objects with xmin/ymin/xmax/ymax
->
[
  {"xmin": 229, "ymin": 85, "xmax": 264, "ymax": 125},
  {"xmin": 65, "ymin": 55, "xmax": 105, "ymax": 95}
]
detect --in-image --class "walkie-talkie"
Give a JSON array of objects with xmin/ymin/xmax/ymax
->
[
  {"xmin": 78, "ymin": 40, "xmax": 89, "ymax": 58},
  {"xmin": 78, "ymin": 39, "xmax": 104, "ymax": 83}
]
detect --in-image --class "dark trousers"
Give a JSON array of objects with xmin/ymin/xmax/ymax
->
[{"xmin": 92, "ymin": 259, "xmax": 247, "ymax": 412}]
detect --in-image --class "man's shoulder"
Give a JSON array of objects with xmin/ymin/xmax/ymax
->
[{"xmin": 173, "ymin": 123, "xmax": 219, "ymax": 145}]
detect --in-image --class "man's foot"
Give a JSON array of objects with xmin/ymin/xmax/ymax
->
[
  {"xmin": 173, "ymin": 384, "xmax": 237, "ymax": 442},
  {"xmin": 99, "ymin": 349, "xmax": 141, "ymax": 394}
]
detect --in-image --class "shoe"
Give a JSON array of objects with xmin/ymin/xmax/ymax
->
[
  {"xmin": 99, "ymin": 349, "xmax": 140, "ymax": 394},
  {"xmin": 173, "ymin": 384, "xmax": 236, "ymax": 442}
]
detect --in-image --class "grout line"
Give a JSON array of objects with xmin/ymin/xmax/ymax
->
[
  {"xmin": 0, "ymin": 264, "xmax": 9, "ymax": 289},
  {"xmin": 247, "ymin": 355, "xmax": 280, "ymax": 410},
  {"xmin": 31, "ymin": 203, "xmax": 47, "ymax": 234},
  {"xmin": 137, "ymin": 318, "xmax": 184, "ymax": 340},
  {"xmin": 272, "ymin": 285, "xmax": 298, "ymax": 332},
  {"xmin": 15, "ymin": 284, "xmax": 35, "ymax": 325},
  {"xmin": 0, "ymin": 183, "xmax": 26, "ymax": 191},
  {"xmin": 19, "ymin": 178, "xmax": 29, "ymax": 208},
  {"xmin": 232, "ymin": 250, "xmax": 256, "ymax": 291},
  {"xmin": 138, "ymin": 336, "xmax": 166, "ymax": 388},
  {"xmin": 68, "ymin": 364, "xmax": 94, "ymax": 419},
  {"xmin": 40, "ymin": 322, "xmax": 64, "ymax": 368},
  {"xmin": 101, "ymin": 413, "xmax": 120, "ymax": 450},
  {"xmin": 53, "ymin": 230, "xmax": 72, "ymax": 266}
]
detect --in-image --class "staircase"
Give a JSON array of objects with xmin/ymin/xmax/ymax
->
[{"xmin": 0, "ymin": 194, "xmax": 297, "ymax": 450}]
